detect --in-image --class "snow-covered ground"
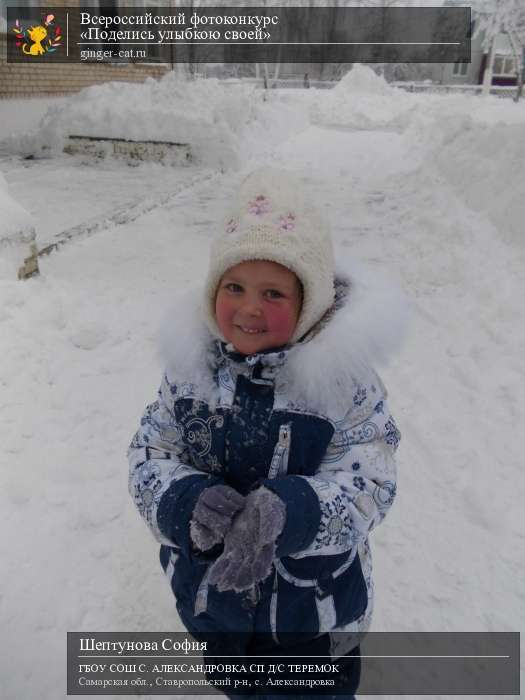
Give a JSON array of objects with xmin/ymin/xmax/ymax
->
[
  {"xmin": 0, "ymin": 67, "xmax": 524, "ymax": 700},
  {"xmin": 0, "ymin": 97, "xmax": 66, "ymax": 140}
]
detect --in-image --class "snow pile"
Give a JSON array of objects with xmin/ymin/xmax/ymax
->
[
  {"xmin": 403, "ymin": 92, "xmax": 525, "ymax": 156},
  {"xmin": 312, "ymin": 64, "xmax": 525, "ymax": 137},
  {"xmin": 1, "ymin": 87, "xmax": 525, "ymax": 699},
  {"xmin": 336, "ymin": 63, "xmax": 393, "ymax": 97},
  {"xmin": 415, "ymin": 91, "xmax": 525, "ymax": 127},
  {"xmin": 0, "ymin": 172, "xmax": 36, "ymax": 280},
  {"xmin": 429, "ymin": 120, "xmax": 525, "ymax": 245},
  {"xmin": 396, "ymin": 95, "xmax": 525, "ymax": 246},
  {"xmin": 0, "ymin": 98, "xmax": 66, "ymax": 141},
  {"xmin": 399, "ymin": 107, "xmax": 476, "ymax": 172},
  {"xmin": 2, "ymin": 73, "xmax": 262, "ymax": 170},
  {"xmin": 311, "ymin": 64, "xmax": 417, "ymax": 131}
]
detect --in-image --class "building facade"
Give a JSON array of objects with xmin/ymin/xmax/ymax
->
[
  {"xmin": 0, "ymin": 0, "xmax": 169, "ymax": 99},
  {"xmin": 435, "ymin": 26, "xmax": 519, "ymax": 87}
]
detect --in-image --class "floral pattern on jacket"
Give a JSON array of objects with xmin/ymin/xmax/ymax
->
[{"xmin": 128, "ymin": 272, "xmax": 404, "ymax": 651}]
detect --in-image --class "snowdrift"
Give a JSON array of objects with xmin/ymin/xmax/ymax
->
[
  {"xmin": 430, "ymin": 121, "xmax": 525, "ymax": 246},
  {"xmin": 3, "ymin": 68, "xmax": 525, "ymax": 246},
  {"xmin": 310, "ymin": 64, "xmax": 418, "ymax": 132},
  {"xmin": 0, "ymin": 172, "xmax": 36, "ymax": 279},
  {"xmin": 1, "ymin": 73, "xmax": 262, "ymax": 170},
  {"xmin": 309, "ymin": 67, "xmax": 525, "ymax": 245},
  {"xmin": 401, "ymin": 105, "xmax": 525, "ymax": 247},
  {"xmin": 1, "ymin": 72, "xmax": 524, "ymax": 700}
]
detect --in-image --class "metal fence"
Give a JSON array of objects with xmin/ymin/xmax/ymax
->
[
  {"xmin": 390, "ymin": 81, "xmax": 519, "ymax": 99},
  {"xmin": 220, "ymin": 77, "xmax": 338, "ymax": 90},
  {"xmin": 221, "ymin": 77, "xmax": 519, "ymax": 97}
]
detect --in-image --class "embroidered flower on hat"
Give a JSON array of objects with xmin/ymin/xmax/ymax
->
[
  {"xmin": 225, "ymin": 218, "xmax": 238, "ymax": 234},
  {"xmin": 204, "ymin": 167, "xmax": 335, "ymax": 345},
  {"xmin": 278, "ymin": 213, "xmax": 296, "ymax": 232},
  {"xmin": 248, "ymin": 195, "xmax": 270, "ymax": 216}
]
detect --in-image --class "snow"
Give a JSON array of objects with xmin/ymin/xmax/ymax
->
[
  {"xmin": 336, "ymin": 63, "xmax": 395, "ymax": 96},
  {"xmin": 493, "ymin": 31, "xmax": 514, "ymax": 53},
  {"xmin": 0, "ymin": 172, "xmax": 36, "ymax": 279},
  {"xmin": 1, "ymin": 73, "xmax": 264, "ymax": 170},
  {"xmin": 0, "ymin": 172, "xmax": 34, "ymax": 242},
  {"xmin": 0, "ymin": 97, "xmax": 66, "ymax": 140},
  {"xmin": 1, "ymin": 63, "xmax": 524, "ymax": 699},
  {"xmin": 431, "ymin": 120, "xmax": 525, "ymax": 245}
]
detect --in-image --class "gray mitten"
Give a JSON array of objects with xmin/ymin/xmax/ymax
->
[
  {"xmin": 208, "ymin": 486, "xmax": 286, "ymax": 592},
  {"xmin": 190, "ymin": 484, "xmax": 246, "ymax": 552}
]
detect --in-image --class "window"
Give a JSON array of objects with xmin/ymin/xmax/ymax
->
[
  {"xmin": 97, "ymin": 0, "xmax": 120, "ymax": 53},
  {"xmin": 132, "ymin": 0, "xmax": 162, "ymax": 62},
  {"xmin": 93, "ymin": 0, "xmax": 162, "ymax": 63},
  {"xmin": 493, "ymin": 55, "xmax": 517, "ymax": 76},
  {"xmin": 453, "ymin": 60, "xmax": 469, "ymax": 77}
]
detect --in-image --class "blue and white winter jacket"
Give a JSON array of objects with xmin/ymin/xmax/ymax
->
[{"xmin": 128, "ymin": 270, "xmax": 405, "ymax": 655}]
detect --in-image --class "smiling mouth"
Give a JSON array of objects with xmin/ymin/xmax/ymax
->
[{"xmin": 236, "ymin": 326, "xmax": 267, "ymax": 335}]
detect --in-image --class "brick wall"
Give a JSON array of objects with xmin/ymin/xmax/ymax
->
[{"xmin": 1, "ymin": 1, "xmax": 170, "ymax": 100}]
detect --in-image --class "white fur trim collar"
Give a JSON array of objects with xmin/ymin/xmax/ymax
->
[{"xmin": 159, "ymin": 263, "xmax": 409, "ymax": 417}]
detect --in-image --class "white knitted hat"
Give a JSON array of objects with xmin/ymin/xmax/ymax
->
[{"xmin": 203, "ymin": 168, "xmax": 335, "ymax": 344}]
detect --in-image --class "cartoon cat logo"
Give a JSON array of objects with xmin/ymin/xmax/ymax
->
[
  {"xmin": 12, "ymin": 14, "xmax": 62, "ymax": 56},
  {"xmin": 23, "ymin": 25, "xmax": 48, "ymax": 55}
]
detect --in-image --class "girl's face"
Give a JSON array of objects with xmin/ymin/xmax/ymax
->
[{"xmin": 215, "ymin": 260, "xmax": 302, "ymax": 355}]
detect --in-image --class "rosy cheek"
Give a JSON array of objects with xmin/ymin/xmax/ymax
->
[
  {"xmin": 215, "ymin": 296, "xmax": 235, "ymax": 333},
  {"xmin": 265, "ymin": 305, "xmax": 297, "ymax": 336}
]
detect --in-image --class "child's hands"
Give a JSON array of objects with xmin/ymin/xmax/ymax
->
[
  {"xmin": 190, "ymin": 484, "xmax": 245, "ymax": 552},
  {"xmin": 208, "ymin": 486, "xmax": 286, "ymax": 592}
]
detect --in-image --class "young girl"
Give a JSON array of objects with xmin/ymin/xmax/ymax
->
[{"xmin": 128, "ymin": 168, "xmax": 405, "ymax": 698}]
